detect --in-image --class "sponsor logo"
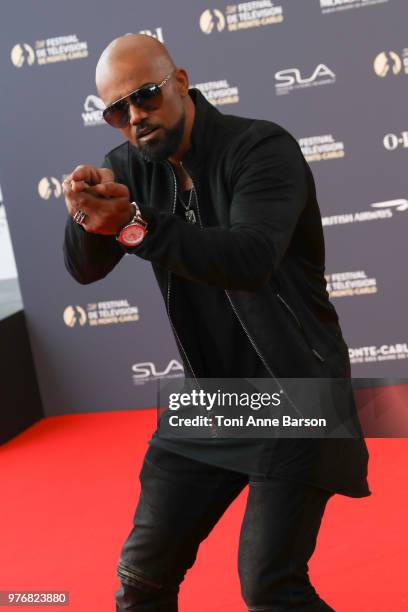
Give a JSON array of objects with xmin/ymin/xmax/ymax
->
[
  {"xmin": 193, "ymin": 79, "xmax": 239, "ymax": 106},
  {"xmin": 200, "ymin": 2, "xmax": 284, "ymax": 34},
  {"xmin": 298, "ymin": 134, "xmax": 345, "ymax": 162},
  {"xmin": 132, "ymin": 359, "xmax": 184, "ymax": 385},
  {"xmin": 383, "ymin": 131, "xmax": 408, "ymax": 151},
  {"xmin": 275, "ymin": 64, "xmax": 335, "ymax": 95},
  {"xmin": 38, "ymin": 177, "xmax": 63, "ymax": 200},
  {"xmin": 82, "ymin": 95, "xmax": 106, "ymax": 127},
  {"xmin": 325, "ymin": 270, "xmax": 377, "ymax": 298},
  {"xmin": 138, "ymin": 27, "xmax": 164, "ymax": 42},
  {"xmin": 322, "ymin": 198, "xmax": 408, "ymax": 227},
  {"xmin": 349, "ymin": 343, "xmax": 408, "ymax": 364},
  {"xmin": 63, "ymin": 306, "xmax": 87, "ymax": 327},
  {"xmin": 11, "ymin": 35, "xmax": 88, "ymax": 68},
  {"xmin": 320, "ymin": 0, "xmax": 389, "ymax": 15},
  {"xmin": 371, "ymin": 198, "xmax": 408, "ymax": 212},
  {"xmin": 64, "ymin": 300, "xmax": 140, "ymax": 328}
]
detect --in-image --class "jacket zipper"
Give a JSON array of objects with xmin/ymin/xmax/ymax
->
[
  {"xmin": 276, "ymin": 293, "xmax": 325, "ymax": 363},
  {"xmin": 224, "ymin": 290, "xmax": 282, "ymax": 383},
  {"xmin": 166, "ymin": 162, "xmax": 199, "ymax": 382}
]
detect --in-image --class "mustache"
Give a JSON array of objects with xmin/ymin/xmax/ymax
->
[{"xmin": 136, "ymin": 124, "xmax": 161, "ymax": 137}]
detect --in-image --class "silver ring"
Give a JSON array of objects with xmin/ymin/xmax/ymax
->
[{"xmin": 73, "ymin": 210, "xmax": 86, "ymax": 224}]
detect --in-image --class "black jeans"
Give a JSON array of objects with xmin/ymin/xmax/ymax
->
[{"xmin": 115, "ymin": 445, "xmax": 335, "ymax": 611}]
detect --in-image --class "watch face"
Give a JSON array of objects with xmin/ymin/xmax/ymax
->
[{"xmin": 119, "ymin": 223, "xmax": 146, "ymax": 246}]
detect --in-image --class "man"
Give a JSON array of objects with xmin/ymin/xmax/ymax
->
[{"xmin": 63, "ymin": 34, "xmax": 370, "ymax": 611}]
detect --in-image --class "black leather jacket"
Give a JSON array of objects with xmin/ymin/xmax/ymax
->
[
  {"xmin": 63, "ymin": 89, "xmax": 370, "ymax": 496},
  {"xmin": 64, "ymin": 88, "xmax": 350, "ymax": 377}
]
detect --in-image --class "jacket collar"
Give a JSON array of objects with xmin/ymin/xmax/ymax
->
[{"xmin": 180, "ymin": 88, "xmax": 221, "ymax": 171}]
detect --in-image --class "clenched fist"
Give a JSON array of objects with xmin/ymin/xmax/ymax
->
[{"xmin": 63, "ymin": 164, "xmax": 134, "ymax": 235}]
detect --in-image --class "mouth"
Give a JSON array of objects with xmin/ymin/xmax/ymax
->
[{"xmin": 137, "ymin": 127, "xmax": 160, "ymax": 142}]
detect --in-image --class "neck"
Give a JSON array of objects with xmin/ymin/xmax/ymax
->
[{"xmin": 168, "ymin": 95, "xmax": 195, "ymax": 165}]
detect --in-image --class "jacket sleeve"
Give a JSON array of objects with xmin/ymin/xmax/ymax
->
[
  {"xmin": 62, "ymin": 156, "xmax": 126, "ymax": 285},
  {"xmin": 124, "ymin": 130, "xmax": 308, "ymax": 291}
]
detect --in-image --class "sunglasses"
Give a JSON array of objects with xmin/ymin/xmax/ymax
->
[{"xmin": 102, "ymin": 69, "xmax": 175, "ymax": 128}]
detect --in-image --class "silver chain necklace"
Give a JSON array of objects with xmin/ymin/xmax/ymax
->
[{"xmin": 177, "ymin": 184, "xmax": 197, "ymax": 224}]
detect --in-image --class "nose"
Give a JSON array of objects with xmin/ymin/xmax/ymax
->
[{"xmin": 127, "ymin": 101, "xmax": 149, "ymax": 126}]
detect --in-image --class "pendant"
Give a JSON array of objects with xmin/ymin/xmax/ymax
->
[{"xmin": 185, "ymin": 209, "xmax": 196, "ymax": 224}]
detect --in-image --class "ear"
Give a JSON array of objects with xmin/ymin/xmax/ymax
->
[{"xmin": 174, "ymin": 68, "xmax": 189, "ymax": 97}]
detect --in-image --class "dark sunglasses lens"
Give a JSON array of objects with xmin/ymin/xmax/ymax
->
[
  {"xmin": 131, "ymin": 84, "xmax": 162, "ymax": 110},
  {"xmin": 103, "ymin": 101, "xmax": 128, "ymax": 128},
  {"xmin": 103, "ymin": 83, "xmax": 164, "ymax": 127}
]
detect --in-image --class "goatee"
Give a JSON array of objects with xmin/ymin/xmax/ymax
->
[{"xmin": 136, "ymin": 111, "xmax": 186, "ymax": 162}]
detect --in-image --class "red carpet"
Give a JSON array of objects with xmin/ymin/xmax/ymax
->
[{"xmin": 0, "ymin": 409, "xmax": 406, "ymax": 611}]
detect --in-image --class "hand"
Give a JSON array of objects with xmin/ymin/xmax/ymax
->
[
  {"xmin": 65, "ymin": 164, "xmax": 113, "ymax": 192},
  {"xmin": 63, "ymin": 165, "xmax": 134, "ymax": 235}
]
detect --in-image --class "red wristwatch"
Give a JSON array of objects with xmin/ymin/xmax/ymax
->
[{"xmin": 116, "ymin": 202, "xmax": 148, "ymax": 247}]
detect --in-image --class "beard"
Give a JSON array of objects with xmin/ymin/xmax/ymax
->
[{"xmin": 135, "ymin": 111, "xmax": 186, "ymax": 162}]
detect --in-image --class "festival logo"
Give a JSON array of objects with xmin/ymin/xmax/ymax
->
[
  {"xmin": 320, "ymin": 0, "xmax": 389, "ymax": 15},
  {"xmin": 325, "ymin": 270, "xmax": 377, "ymax": 298},
  {"xmin": 11, "ymin": 34, "xmax": 89, "ymax": 68},
  {"xmin": 275, "ymin": 64, "xmax": 335, "ymax": 95},
  {"xmin": 82, "ymin": 95, "xmax": 106, "ymax": 127},
  {"xmin": 349, "ymin": 342, "xmax": 408, "ymax": 364},
  {"xmin": 200, "ymin": 2, "xmax": 284, "ymax": 34},
  {"xmin": 383, "ymin": 131, "xmax": 408, "ymax": 151},
  {"xmin": 374, "ymin": 51, "xmax": 402, "ymax": 77},
  {"xmin": 132, "ymin": 359, "xmax": 184, "ymax": 385},
  {"xmin": 64, "ymin": 300, "xmax": 140, "ymax": 328},
  {"xmin": 200, "ymin": 9, "xmax": 226, "ymax": 32},
  {"xmin": 38, "ymin": 177, "xmax": 63, "ymax": 200},
  {"xmin": 10, "ymin": 43, "xmax": 35, "ymax": 67},
  {"xmin": 322, "ymin": 198, "xmax": 408, "ymax": 227},
  {"xmin": 193, "ymin": 79, "xmax": 239, "ymax": 105},
  {"xmin": 63, "ymin": 306, "xmax": 87, "ymax": 327},
  {"xmin": 298, "ymin": 134, "xmax": 345, "ymax": 162}
]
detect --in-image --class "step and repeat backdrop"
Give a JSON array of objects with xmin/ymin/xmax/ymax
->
[{"xmin": 0, "ymin": 0, "xmax": 407, "ymax": 416}]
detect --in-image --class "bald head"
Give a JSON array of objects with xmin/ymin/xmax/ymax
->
[{"xmin": 96, "ymin": 34, "xmax": 175, "ymax": 96}]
